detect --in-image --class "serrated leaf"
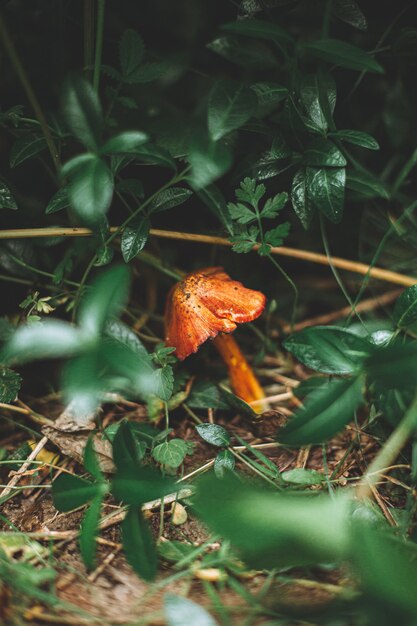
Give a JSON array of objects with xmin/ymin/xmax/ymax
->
[
  {"xmin": 62, "ymin": 75, "xmax": 103, "ymax": 150},
  {"xmin": 148, "ymin": 187, "xmax": 193, "ymax": 214},
  {"xmin": 195, "ymin": 423, "xmax": 231, "ymax": 447},
  {"xmin": 52, "ymin": 473, "xmax": 99, "ymax": 511},
  {"xmin": 261, "ymin": 192, "xmax": 288, "ymax": 219},
  {"xmin": 284, "ymin": 326, "xmax": 374, "ymax": 375},
  {"xmin": 307, "ymin": 166, "xmax": 346, "ymax": 223},
  {"xmin": 332, "ymin": 0, "xmax": 367, "ymax": 31},
  {"xmin": 67, "ymin": 156, "xmax": 114, "ymax": 226},
  {"xmin": 2, "ymin": 320, "xmax": 82, "ymax": 365},
  {"xmin": 331, "ymin": 129, "xmax": 379, "ymax": 150},
  {"xmin": 393, "ymin": 285, "xmax": 417, "ymax": 328},
  {"xmin": 304, "ymin": 38, "xmax": 383, "ymax": 73},
  {"xmin": 0, "ymin": 182, "xmax": 17, "ymax": 209},
  {"xmin": 221, "ymin": 18, "xmax": 293, "ymax": 45},
  {"xmin": 101, "ymin": 131, "xmax": 148, "ymax": 154},
  {"xmin": 236, "ymin": 177, "xmax": 265, "ymax": 206},
  {"xmin": 304, "ymin": 139, "xmax": 347, "ymax": 167},
  {"xmin": 165, "ymin": 594, "xmax": 218, "ymax": 626},
  {"xmin": 122, "ymin": 508, "xmax": 157, "ymax": 581},
  {"xmin": 264, "ymin": 222, "xmax": 290, "ymax": 247},
  {"xmin": 291, "ymin": 169, "xmax": 314, "ymax": 229},
  {"xmin": 79, "ymin": 495, "xmax": 103, "ymax": 570},
  {"xmin": 45, "ymin": 187, "xmax": 71, "ymax": 215},
  {"xmin": 0, "ymin": 367, "xmax": 21, "ymax": 403},
  {"xmin": 123, "ymin": 62, "xmax": 169, "ymax": 84},
  {"xmin": 152, "ymin": 439, "xmax": 188, "ymax": 468},
  {"xmin": 279, "ymin": 375, "xmax": 364, "ymax": 446},
  {"xmin": 119, "ymin": 29, "xmax": 145, "ymax": 80},
  {"xmin": 228, "ymin": 202, "xmax": 256, "ymax": 224},
  {"xmin": 10, "ymin": 136, "xmax": 47, "ymax": 168},
  {"xmin": 121, "ymin": 215, "xmax": 150, "ymax": 262},
  {"xmin": 208, "ymin": 80, "xmax": 257, "ymax": 141}
]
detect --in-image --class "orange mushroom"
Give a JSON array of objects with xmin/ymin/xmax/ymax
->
[{"xmin": 164, "ymin": 267, "xmax": 267, "ymax": 409}]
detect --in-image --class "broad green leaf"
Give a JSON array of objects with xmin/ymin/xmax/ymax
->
[
  {"xmin": 61, "ymin": 152, "xmax": 96, "ymax": 177},
  {"xmin": 131, "ymin": 143, "xmax": 176, "ymax": 169},
  {"xmin": 68, "ymin": 156, "xmax": 113, "ymax": 225},
  {"xmin": 187, "ymin": 380, "xmax": 229, "ymax": 410},
  {"xmin": 281, "ymin": 468, "xmax": 325, "ymax": 485},
  {"xmin": 79, "ymin": 495, "xmax": 103, "ymax": 570},
  {"xmin": 122, "ymin": 508, "xmax": 157, "ymax": 581},
  {"xmin": 251, "ymin": 82, "xmax": 288, "ymax": 115},
  {"xmin": 62, "ymin": 350, "xmax": 104, "ymax": 416},
  {"xmin": 279, "ymin": 375, "xmax": 364, "ymax": 446},
  {"xmin": 307, "ymin": 166, "xmax": 346, "ymax": 223},
  {"xmin": 153, "ymin": 365, "xmax": 174, "ymax": 402},
  {"xmin": 0, "ymin": 182, "xmax": 17, "ymax": 209},
  {"xmin": 100, "ymin": 340, "xmax": 157, "ymax": 399},
  {"xmin": 193, "ymin": 474, "xmax": 350, "ymax": 568},
  {"xmin": 152, "ymin": 439, "xmax": 188, "ymax": 468},
  {"xmin": 189, "ymin": 133, "xmax": 232, "ymax": 189},
  {"xmin": 10, "ymin": 135, "xmax": 47, "ymax": 168},
  {"xmin": 304, "ymin": 139, "xmax": 346, "ymax": 167},
  {"xmin": 366, "ymin": 342, "xmax": 417, "ymax": 389},
  {"xmin": 332, "ymin": 0, "xmax": 367, "ymax": 31},
  {"xmin": 62, "ymin": 75, "xmax": 103, "ymax": 150},
  {"xmin": 208, "ymin": 80, "xmax": 257, "ymax": 141},
  {"xmin": 214, "ymin": 449, "xmax": 235, "ymax": 478},
  {"xmin": 105, "ymin": 318, "xmax": 148, "ymax": 358},
  {"xmin": 78, "ymin": 264, "xmax": 130, "ymax": 338},
  {"xmin": 291, "ymin": 168, "xmax": 314, "ymax": 229},
  {"xmin": 45, "ymin": 187, "xmax": 71, "ymax": 215},
  {"xmin": 195, "ymin": 423, "xmax": 231, "ymax": 447},
  {"xmin": 111, "ymin": 466, "xmax": 174, "ymax": 505},
  {"xmin": 300, "ymin": 73, "xmax": 336, "ymax": 131},
  {"xmin": 220, "ymin": 19, "xmax": 293, "ymax": 45},
  {"xmin": 52, "ymin": 473, "xmax": 99, "ymax": 511},
  {"xmin": 83, "ymin": 436, "xmax": 104, "ymax": 481},
  {"xmin": 346, "ymin": 171, "xmax": 389, "ymax": 200},
  {"xmin": 284, "ymin": 326, "xmax": 374, "ymax": 374},
  {"xmin": 219, "ymin": 385, "xmax": 258, "ymax": 418},
  {"xmin": 148, "ymin": 187, "xmax": 193, "ymax": 214},
  {"xmin": 194, "ymin": 184, "xmax": 233, "ymax": 235},
  {"xmin": 165, "ymin": 594, "xmax": 218, "ymax": 626},
  {"xmin": 119, "ymin": 29, "xmax": 145, "ymax": 80},
  {"xmin": 113, "ymin": 420, "xmax": 147, "ymax": 470},
  {"xmin": 0, "ymin": 367, "xmax": 21, "ymax": 403},
  {"xmin": 331, "ymin": 129, "xmax": 379, "ymax": 150},
  {"xmin": 2, "ymin": 320, "xmax": 82, "ymax": 365},
  {"xmin": 393, "ymin": 285, "xmax": 417, "ymax": 328},
  {"xmin": 121, "ymin": 215, "xmax": 150, "ymax": 262},
  {"xmin": 304, "ymin": 39, "xmax": 383, "ymax": 73},
  {"xmin": 101, "ymin": 131, "xmax": 148, "ymax": 155}
]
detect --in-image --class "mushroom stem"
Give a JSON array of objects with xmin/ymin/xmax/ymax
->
[{"xmin": 213, "ymin": 333, "xmax": 266, "ymax": 411}]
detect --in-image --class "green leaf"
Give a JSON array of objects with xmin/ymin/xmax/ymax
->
[
  {"xmin": 208, "ymin": 80, "xmax": 258, "ymax": 141},
  {"xmin": 78, "ymin": 264, "xmax": 130, "ymax": 338},
  {"xmin": 304, "ymin": 139, "xmax": 347, "ymax": 167},
  {"xmin": 264, "ymin": 223, "xmax": 290, "ymax": 247},
  {"xmin": 2, "ymin": 320, "xmax": 82, "ymax": 365},
  {"xmin": 0, "ymin": 182, "xmax": 17, "ymax": 209},
  {"xmin": 83, "ymin": 436, "xmax": 104, "ymax": 481},
  {"xmin": 194, "ymin": 184, "xmax": 233, "ymax": 235},
  {"xmin": 279, "ymin": 375, "xmax": 364, "ymax": 446},
  {"xmin": 187, "ymin": 380, "xmax": 229, "ymax": 410},
  {"xmin": 152, "ymin": 439, "xmax": 188, "ymax": 468},
  {"xmin": 300, "ymin": 73, "xmax": 336, "ymax": 132},
  {"xmin": 261, "ymin": 192, "xmax": 288, "ymax": 219},
  {"xmin": 331, "ymin": 129, "xmax": 379, "ymax": 150},
  {"xmin": 284, "ymin": 326, "xmax": 374, "ymax": 375},
  {"xmin": 304, "ymin": 39, "xmax": 384, "ymax": 73},
  {"xmin": 79, "ymin": 495, "xmax": 103, "ymax": 570},
  {"xmin": 228, "ymin": 202, "xmax": 256, "ymax": 224},
  {"xmin": 332, "ymin": 0, "xmax": 367, "ymax": 31},
  {"xmin": 164, "ymin": 594, "xmax": 218, "ymax": 626},
  {"xmin": 346, "ymin": 171, "xmax": 389, "ymax": 200},
  {"xmin": 281, "ymin": 468, "xmax": 325, "ymax": 485},
  {"xmin": 45, "ymin": 187, "xmax": 71, "ymax": 215},
  {"xmin": 219, "ymin": 386, "xmax": 258, "ymax": 418},
  {"xmin": 148, "ymin": 187, "xmax": 193, "ymax": 214},
  {"xmin": 195, "ymin": 423, "xmax": 231, "ymax": 447},
  {"xmin": 62, "ymin": 75, "xmax": 103, "ymax": 150},
  {"xmin": 113, "ymin": 420, "xmax": 147, "ymax": 470},
  {"xmin": 119, "ymin": 29, "xmax": 145, "ymax": 81},
  {"xmin": 189, "ymin": 133, "xmax": 232, "ymax": 190},
  {"xmin": 0, "ymin": 367, "xmax": 21, "ymax": 403},
  {"xmin": 101, "ymin": 131, "xmax": 148, "ymax": 154},
  {"xmin": 220, "ymin": 18, "xmax": 293, "ymax": 45},
  {"xmin": 307, "ymin": 166, "xmax": 346, "ymax": 223},
  {"xmin": 111, "ymin": 467, "xmax": 174, "ymax": 505},
  {"xmin": 10, "ymin": 135, "xmax": 47, "ymax": 168},
  {"xmin": 393, "ymin": 285, "xmax": 417, "ymax": 328},
  {"xmin": 207, "ymin": 36, "xmax": 277, "ymax": 70},
  {"xmin": 67, "ymin": 155, "xmax": 114, "ymax": 226},
  {"xmin": 130, "ymin": 144, "xmax": 176, "ymax": 170},
  {"xmin": 122, "ymin": 507, "xmax": 157, "ymax": 581},
  {"xmin": 153, "ymin": 365, "xmax": 174, "ymax": 402},
  {"xmin": 251, "ymin": 82, "xmax": 288, "ymax": 115},
  {"xmin": 291, "ymin": 168, "xmax": 314, "ymax": 229},
  {"xmin": 105, "ymin": 319, "xmax": 148, "ymax": 358},
  {"xmin": 236, "ymin": 176, "xmax": 265, "ymax": 206},
  {"xmin": 62, "ymin": 350, "xmax": 104, "ymax": 417},
  {"xmin": 121, "ymin": 215, "xmax": 150, "ymax": 262},
  {"xmin": 123, "ymin": 61, "xmax": 168, "ymax": 84},
  {"xmin": 100, "ymin": 340, "xmax": 157, "ymax": 399},
  {"xmin": 52, "ymin": 473, "xmax": 99, "ymax": 511},
  {"xmin": 366, "ymin": 342, "xmax": 417, "ymax": 389},
  {"xmin": 214, "ymin": 449, "xmax": 235, "ymax": 478},
  {"xmin": 193, "ymin": 474, "xmax": 350, "ymax": 569}
]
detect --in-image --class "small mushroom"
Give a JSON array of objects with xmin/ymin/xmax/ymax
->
[{"xmin": 164, "ymin": 267, "xmax": 266, "ymax": 408}]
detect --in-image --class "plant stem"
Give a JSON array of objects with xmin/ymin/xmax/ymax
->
[
  {"xmin": 357, "ymin": 391, "xmax": 417, "ymax": 500},
  {"xmin": 267, "ymin": 253, "xmax": 298, "ymax": 331},
  {"xmin": 0, "ymin": 12, "xmax": 60, "ymax": 171},
  {"xmin": 83, "ymin": 0, "xmax": 95, "ymax": 81},
  {"xmin": 93, "ymin": 0, "xmax": 105, "ymax": 92}
]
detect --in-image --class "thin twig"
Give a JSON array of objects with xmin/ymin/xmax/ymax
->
[{"xmin": 0, "ymin": 435, "xmax": 48, "ymax": 498}]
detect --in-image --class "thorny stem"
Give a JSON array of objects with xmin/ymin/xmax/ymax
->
[
  {"xmin": 357, "ymin": 392, "xmax": 417, "ymax": 500},
  {"xmin": 0, "ymin": 12, "xmax": 60, "ymax": 172}
]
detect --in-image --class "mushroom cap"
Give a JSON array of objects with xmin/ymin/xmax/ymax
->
[{"xmin": 165, "ymin": 267, "xmax": 266, "ymax": 360}]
